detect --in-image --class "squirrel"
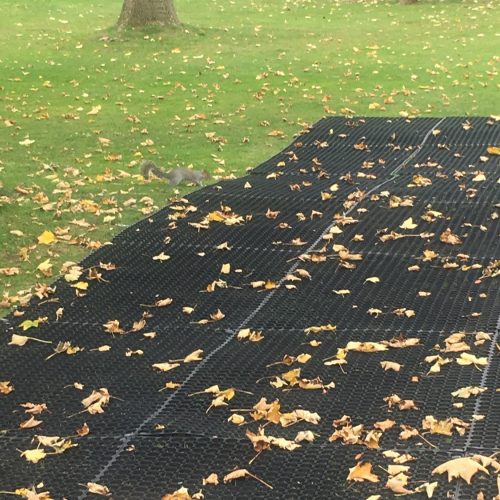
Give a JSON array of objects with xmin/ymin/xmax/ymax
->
[{"xmin": 140, "ymin": 160, "xmax": 210, "ymax": 186}]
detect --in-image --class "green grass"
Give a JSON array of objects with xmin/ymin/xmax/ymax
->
[{"xmin": 0, "ymin": 0, "xmax": 498, "ymax": 312}]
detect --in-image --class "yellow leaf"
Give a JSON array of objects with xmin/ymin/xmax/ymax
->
[
  {"xmin": 19, "ymin": 319, "xmax": 40, "ymax": 330},
  {"xmin": 472, "ymin": 172, "xmax": 486, "ymax": 182},
  {"xmin": 20, "ymin": 448, "xmax": 47, "ymax": 463},
  {"xmin": 37, "ymin": 230, "xmax": 56, "ymax": 245},
  {"xmin": 364, "ymin": 276, "xmax": 380, "ymax": 283},
  {"xmin": 86, "ymin": 105, "xmax": 102, "ymax": 115},
  {"xmin": 486, "ymin": 146, "xmax": 500, "ymax": 155},
  {"xmin": 456, "ymin": 353, "xmax": 488, "ymax": 367},
  {"xmin": 400, "ymin": 217, "xmax": 418, "ymax": 230},
  {"xmin": 296, "ymin": 353, "xmax": 312, "ymax": 364},
  {"xmin": 71, "ymin": 281, "xmax": 88, "ymax": 290},
  {"xmin": 152, "ymin": 252, "xmax": 171, "ymax": 261},
  {"xmin": 37, "ymin": 259, "xmax": 53, "ymax": 277}
]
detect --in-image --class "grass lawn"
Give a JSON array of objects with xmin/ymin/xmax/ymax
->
[{"xmin": 0, "ymin": 0, "xmax": 498, "ymax": 313}]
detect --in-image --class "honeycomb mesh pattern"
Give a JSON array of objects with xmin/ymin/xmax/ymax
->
[{"xmin": 0, "ymin": 116, "xmax": 499, "ymax": 499}]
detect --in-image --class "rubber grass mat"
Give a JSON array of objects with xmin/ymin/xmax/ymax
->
[{"xmin": 1, "ymin": 116, "xmax": 499, "ymax": 499}]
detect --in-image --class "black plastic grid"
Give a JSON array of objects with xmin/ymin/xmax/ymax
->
[
  {"xmin": 0, "ymin": 324, "xmax": 231, "ymax": 437},
  {"xmin": 253, "ymin": 252, "xmax": 499, "ymax": 333},
  {"xmin": 0, "ymin": 436, "xmax": 497, "ymax": 499},
  {"xmin": 1, "ymin": 116, "xmax": 499, "ymax": 499}
]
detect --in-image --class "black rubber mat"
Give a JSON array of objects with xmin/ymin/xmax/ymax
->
[{"xmin": 1, "ymin": 117, "xmax": 499, "ymax": 499}]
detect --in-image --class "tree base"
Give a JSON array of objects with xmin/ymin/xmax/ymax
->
[{"xmin": 118, "ymin": 0, "xmax": 180, "ymax": 28}]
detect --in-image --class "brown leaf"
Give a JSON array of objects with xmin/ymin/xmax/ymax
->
[
  {"xmin": 432, "ymin": 456, "xmax": 489, "ymax": 484},
  {"xmin": 103, "ymin": 320, "xmax": 124, "ymax": 334},
  {"xmin": 223, "ymin": 468, "xmax": 273, "ymax": 489},
  {"xmin": 203, "ymin": 473, "xmax": 219, "ymax": 485},
  {"xmin": 345, "ymin": 341, "xmax": 387, "ymax": 352},
  {"xmin": 347, "ymin": 461, "xmax": 380, "ymax": 482},
  {"xmin": 374, "ymin": 419, "xmax": 396, "ymax": 431},
  {"xmin": 9, "ymin": 334, "xmax": 52, "ymax": 346},
  {"xmin": 161, "ymin": 487, "xmax": 192, "ymax": 499},
  {"xmin": 451, "ymin": 386, "xmax": 487, "ymax": 399},
  {"xmin": 81, "ymin": 388, "xmax": 110, "ymax": 415},
  {"xmin": 440, "ymin": 228, "xmax": 462, "ymax": 245},
  {"xmin": 76, "ymin": 422, "xmax": 90, "ymax": 437},
  {"xmin": 152, "ymin": 362, "xmax": 180, "ymax": 372},
  {"xmin": 0, "ymin": 380, "xmax": 14, "ymax": 394},
  {"xmin": 86, "ymin": 482, "xmax": 111, "ymax": 496},
  {"xmin": 19, "ymin": 416, "xmax": 43, "ymax": 429},
  {"xmin": 385, "ymin": 474, "xmax": 413, "ymax": 494},
  {"xmin": 380, "ymin": 361, "xmax": 402, "ymax": 372}
]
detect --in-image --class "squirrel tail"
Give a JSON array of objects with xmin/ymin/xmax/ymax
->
[{"xmin": 140, "ymin": 160, "xmax": 167, "ymax": 180}]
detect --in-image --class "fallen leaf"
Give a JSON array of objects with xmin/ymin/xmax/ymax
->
[
  {"xmin": 380, "ymin": 361, "xmax": 402, "ymax": 372},
  {"xmin": 76, "ymin": 422, "xmax": 90, "ymax": 437},
  {"xmin": 37, "ymin": 230, "xmax": 56, "ymax": 245},
  {"xmin": 400, "ymin": 217, "xmax": 418, "ymax": 230},
  {"xmin": 440, "ymin": 228, "xmax": 462, "ymax": 245},
  {"xmin": 0, "ymin": 381, "xmax": 15, "ymax": 394},
  {"xmin": 456, "ymin": 353, "xmax": 488, "ymax": 367},
  {"xmin": 152, "ymin": 252, "xmax": 171, "ymax": 261},
  {"xmin": 152, "ymin": 362, "xmax": 180, "ymax": 372},
  {"xmin": 223, "ymin": 468, "xmax": 273, "ymax": 489},
  {"xmin": 432, "ymin": 456, "xmax": 488, "ymax": 484},
  {"xmin": 19, "ymin": 416, "xmax": 43, "ymax": 429},
  {"xmin": 386, "ymin": 474, "xmax": 413, "ymax": 494},
  {"xmin": 203, "ymin": 473, "xmax": 219, "ymax": 485},
  {"xmin": 451, "ymin": 386, "xmax": 487, "ymax": 398},
  {"xmin": 81, "ymin": 388, "xmax": 111, "ymax": 415},
  {"xmin": 87, "ymin": 105, "xmax": 102, "ymax": 115},
  {"xmin": 86, "ymin": 482, "xmax": 111, "ymax": 496},
  {"xmin": 347, "ymin": 461, "xmax": 379, "ymax": 482},
  {"xmin": 9, "ymin": 334, "xmax": 52, "ymax": 347},
  {"xmin": 19, "ymin": 448, "xmax": 47, "ymax": 463},
  {"xmin": 181, "ymin": 349, "xmax": 203, "ymax": 363},
  {"xmin": 345, "ymin": 341, "xmax": 387, "ymax": 352},
  {"xmin": 20, "ymin": 402, "xmax": 48, "ymax": 414}
]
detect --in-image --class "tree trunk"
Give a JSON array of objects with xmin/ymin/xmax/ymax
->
[{"xmin": 118, "ymin": 0, "xmax": 180, "ymax": 28}]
